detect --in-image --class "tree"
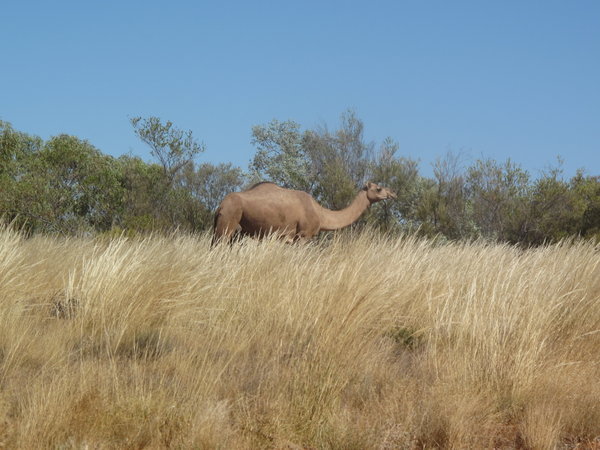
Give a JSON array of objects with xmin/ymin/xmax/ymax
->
[
  {"xmin": 0, "ymin": 121, "xmax": 45, "ymax": 230},
  {"xmin": 0, "ymin": 132, "xmax": 124, "ymax": 234},
  {"xmin": 526, "ymin": 161, "xmax": 580, "ymax": 244},
  {"xmin": 2, "ymin": 124, "xmax": 125, "ymax": 234},
  {"xmin": 130, "ymin": 116, "xmax": 205, "ymax": 183},
  {"xmin": 116, "ymin": 155, "xmax": 167, "ymax": 231},
  {"xmin": 250, "ymin": 110, "xmax": 376, "ymax": 212},
  {"xmin": 571, "ymin": 172, "xmax": 600, "ymax": 240},
  {"xmin": 128, "ymin": 116, "xmax": 212, "ymax": 232},
  {"xmin": 369, "ymin": 137, "xmax": 420, "ymax": 232},
  {"xmin": 0, "ymin": 120, "xmax": 43, "ymax": 173},
  {"xmin": 328, "ymin": 109, "xmax": 373, "ymax": 185},
  {"xmin": 183, "ymin": 162, "xmax": 246, "ymax": 213},
  {"xmin": 466, "ymin": 157, "xmax": 530, "ymax": 242},
  {"xmin": 303, "ymin": 110, "xmax": 374, "ymax": 210},
  {"xmin": 37, "ymin": 135, "xmax": 124, "ymax": 233},
  {"xmin": 302, "ymin": 130, "xmax": 356, "ymax": 210},
  {"xmin": 250, "ymin": 119, "xmax": 311, "ymax": 191},
  {"xmin": 414, "ymin": 152, "xmax": 470, "ymax": 239},
  {"xmin": 174, "ymin": 161, "xmax": 246, "ymax": 230}
]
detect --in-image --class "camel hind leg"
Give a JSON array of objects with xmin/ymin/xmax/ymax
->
[{"xmin": 211, "ymin": 195, "xmax": 243, "ymax": 246}]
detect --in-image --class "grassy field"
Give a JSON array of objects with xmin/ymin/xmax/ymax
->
[{"xmin": 0, "ymin": 226, "xmax": 599, "ymax": 448}]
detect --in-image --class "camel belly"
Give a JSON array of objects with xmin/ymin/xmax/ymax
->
[
  {"xmin": 239, "ymin": 208, "xmax": 297, "ymax": 237},
  {"xmin": 236, "ymin": 193, "xmax": 320, "ymax": 240}
]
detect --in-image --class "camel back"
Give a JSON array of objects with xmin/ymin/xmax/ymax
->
[{"xmin": 247, "ymin": 181, "xmax": 277, "ymax": 190}]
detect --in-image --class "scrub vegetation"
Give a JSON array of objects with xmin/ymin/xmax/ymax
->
[{"xmin": 2, "ymin": 111, "xmax": 599, "ymax": 245}]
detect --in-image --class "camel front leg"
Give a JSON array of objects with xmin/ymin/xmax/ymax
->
[
  {"xmin": 212, "ymin": 220, "xmax": 242, "ymax": 246},
  {"xmin": 292, "ymin": 230, "xmax": 314, "ymax": 245}
]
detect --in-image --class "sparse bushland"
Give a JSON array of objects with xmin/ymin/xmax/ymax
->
[
  {"xmin": 4, "ymin": 117, "xmax": 600, "ymax": 244},
  {"xmin": 0, "ymin": 226, "xmax": 599, "ymax": 448}
]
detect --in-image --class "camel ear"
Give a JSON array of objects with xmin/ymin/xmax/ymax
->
[{"xmin": 364, "ymin": 182, "xmax": 373, "ymax": 190}]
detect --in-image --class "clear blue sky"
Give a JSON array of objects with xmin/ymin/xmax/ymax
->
[{"xmin": 2, "ymin": 1, "xmax": 599, "ymax": 178}]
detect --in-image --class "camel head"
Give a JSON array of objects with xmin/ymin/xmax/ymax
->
[{"xmin": 364, "ymin": 182, "xmax": 397, "ymax": 203}]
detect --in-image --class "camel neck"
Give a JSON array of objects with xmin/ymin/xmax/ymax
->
[{"xmin": 317, "ymin": 190, "xmax": 371, "ymax": 231}]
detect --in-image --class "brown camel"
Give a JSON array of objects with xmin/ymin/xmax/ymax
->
[{"xmin": 212, "ymin": 181, "xmax": 396, "ymax": 244}]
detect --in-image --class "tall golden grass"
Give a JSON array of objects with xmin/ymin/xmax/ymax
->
[{"xmin": 0, "ymin": 225, "xmax": 599, "ymax": 448}]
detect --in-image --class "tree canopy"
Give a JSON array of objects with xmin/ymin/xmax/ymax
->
[{"xmin": 1, "ymin": 114, "xmax": 598, "ymax": 244}]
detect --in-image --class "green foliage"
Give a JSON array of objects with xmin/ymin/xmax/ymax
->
[
  {"xmin": 1, "ymin": 117, "xmax": 239, "ymax": 235},
  {"xmin": 251, "ymin": 110, "xmax": 377, "ymax": 212},
  {"xmin": 181, "ymin": 161, "xmax": 245, "ymax": 213},
  {"xmin": 126, "ymin": 117, "xmax": 246, "ymax": 233},
  {"xmin": 1, "ymin": 114, "xmax": 598, "ymax": 244},
  {"xmin": 39, "ymin": 135, "xmax": 124, "ymax": 233},
  {"xmin": 466, "ymin": 157, "xmax": 530, "ymax": 242},
  {"xmin": 435, "ymin": 155, "xmax": 461, "ymax": 237},
  {"xmin": 413, "ymin": 152, "xmax": 470, "ymax": 239},
  {"xmin": 572, "ymin": 172, "xmax": 600, "ymax": 240},
  {"xmin": 250, "ymin": 119, "xmax": 311, "ymax": 191},
  {"xmin": 117, "ymin": 155, "xmax": 166, "ymax": 231},
  {"xmin": 303, "ymin": 110, "xmax": 373, "ymax": 209},
  {"xmin": 525, "ymin": 161, "xmax": 582, "ymax": 245},
  {"xmin": 130, "ymin": 116, "xmax": 205, "ymax": 181},
  {"xmin": 1, "ymin": 125, "xmax": 123, "ymax": 234},
  {"xmin": 0, "ymin": 121, "xmax": 44, "ymax": 230},
  {"xmin": 0, "ymin": 120, "xmax": 43, "ymax": 170},
  {"xmin": 248, "ymin": 113, "xmax": 600, "ymax": 245},
  {"xmin": 369, "ymin": 138, "xmax": 421, "ymax": 233}
]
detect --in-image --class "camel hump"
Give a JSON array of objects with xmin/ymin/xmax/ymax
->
[{"xmin": 247, "ymin": 181, "xmax": 278, "ymax": 190}]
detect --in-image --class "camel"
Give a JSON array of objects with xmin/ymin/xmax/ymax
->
[{"xmin": 212, "ymin": 181, "xmax": 396, "ymax": 244}]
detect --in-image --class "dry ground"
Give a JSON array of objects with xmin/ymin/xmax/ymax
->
[{"xmin": 0, "ymin": 226, "xmax": 599, "ymax": 448}]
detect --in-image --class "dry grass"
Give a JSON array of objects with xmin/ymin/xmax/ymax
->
[{"xmin": 0, "ymin": 225, "xmax": 599, "ymax": 448}]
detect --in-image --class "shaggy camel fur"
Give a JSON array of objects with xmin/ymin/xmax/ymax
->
[{"xmin": 212, "ymin": 181, "xmax": 396, "ymax": 244}]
